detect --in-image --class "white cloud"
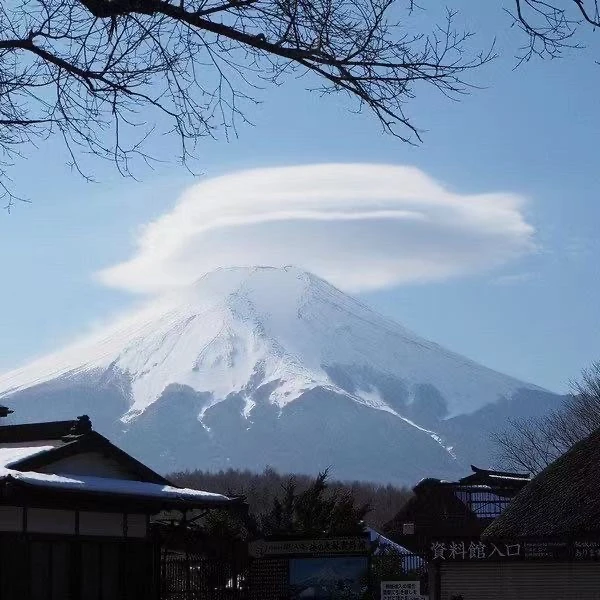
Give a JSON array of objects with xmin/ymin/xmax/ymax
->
[{"xmin": 97, "ymin": 163, "xmax": 536, "ymax": 294}]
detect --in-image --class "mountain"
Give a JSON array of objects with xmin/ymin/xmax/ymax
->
[{"xmin": 0, "ymin": 266, "xmax": 562, "ymax": 484}]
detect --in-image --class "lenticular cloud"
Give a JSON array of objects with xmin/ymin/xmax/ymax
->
[{"xmin": 97, "ymin": 163, "xmax": 536, "ymax": 294}]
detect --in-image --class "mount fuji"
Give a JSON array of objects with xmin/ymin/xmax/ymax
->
[{"xmin": 0, "ymin": 266, "xmax": 561, "ymax": 484}]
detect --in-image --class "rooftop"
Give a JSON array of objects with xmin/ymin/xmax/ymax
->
[
  {"xmin": 0, "ymin": 415, "xmax": 241, "ymax": 511},
  {"xmin": 458, "ymin": 465, "xmax": 530, "ymax": 487},
  {"xmin": 484, "ymin": 427, "xmax": 600, "ymax": 539},
  {"xmin": 3, "ymin": 470, "xmax": 233, "ymax": 507},
  {"xmin": 384, "ymin": 465, "xmax": 530, "ymax": 547},
  {"xmin": 0, "ymin": 415, "xmax": 88, "ymax": 443}
]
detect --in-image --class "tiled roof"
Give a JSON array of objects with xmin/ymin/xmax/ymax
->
[{"xmin": 0, "ymin": 416, "xmax": 242, "ymax": 511}]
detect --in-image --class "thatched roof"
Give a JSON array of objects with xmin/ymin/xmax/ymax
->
[{"xmin": 484, "ymin": 427, "xmax": 600, "ymax": 539}]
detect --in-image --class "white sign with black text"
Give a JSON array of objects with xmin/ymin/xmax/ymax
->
[{"xmin": 381, "ymin": 581, "xmax": 427, "ymax": 599}]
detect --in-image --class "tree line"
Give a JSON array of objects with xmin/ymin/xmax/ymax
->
[{"xmin": 169, "ymin": 465, "xmax": 412, "ymax": 531}]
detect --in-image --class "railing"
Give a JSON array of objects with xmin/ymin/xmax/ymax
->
[{"xmin": 161, "ymin": 552, "xmax": 249, "ymax": 600}]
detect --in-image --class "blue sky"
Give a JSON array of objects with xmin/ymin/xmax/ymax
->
[{"xmin": 1, "ymin": 1, "xmax": 598, "ymax": 393}]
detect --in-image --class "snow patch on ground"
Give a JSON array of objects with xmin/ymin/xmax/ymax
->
[{"xmin": 242, "ymin": 398, "xmax": 256, "ymax": 419}]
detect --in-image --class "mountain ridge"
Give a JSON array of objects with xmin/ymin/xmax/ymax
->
[{"xmin": 0, "ymin": 266, "xmax": 560, "ymax": 484}]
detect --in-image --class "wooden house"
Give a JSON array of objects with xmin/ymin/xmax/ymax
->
[
  {"xmin": 384, "ymin": 465, "xmax": 530, "ymax": 552},
  {"xmin": 384, "ymin": 465, "xmax": 530, "ymax": 600},
  {"xmin": 0, "ymin": 411, "xmax": 243, "ymax": 600},
  {"xmin": 450, "ymin": 426, "xmax": 600, "ymax": 600}
]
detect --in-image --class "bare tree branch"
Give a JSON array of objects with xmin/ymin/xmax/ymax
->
[
  {"xmin": 495, "ymin": 362, "xmax": 600, "ymax": 474},
  {"xmin": 0, "ymin": 0, "xmax": 493, "ymax": 207},
  {"xmin": 508, "ymin": 0, "xmax": 599, "ymax": 62}
]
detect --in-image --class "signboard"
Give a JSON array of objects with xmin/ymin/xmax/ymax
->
[
  {"xmin": 523, "ymin": 541, "xmax": 570, "ymax": 560},
  {"xmin": 429, "ymin": 539, "xmax": 600, "ymax": 562},
  {"xmin": 429, "ymin": 540, "xmax": 521, "ymax": 562},
  {"xmin": 574, "ymin": 542, "xmax": 600, "ymax": 560},
  {"xmin": 248, "ymin": 536, "xmax": 371, "ymax": 600},
  {"xmin": 249, "ymin": 537, "xmax": 370, "ymax": 558},
  {"xmin": 381, "ymin": 581, "xmax": 427, "ymax": 599},
  {"xmin": 290, "ymin": 556, "xmax": 369, "ymax": 600}
]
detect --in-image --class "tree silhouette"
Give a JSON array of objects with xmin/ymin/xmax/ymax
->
[
  {"xmin": 261, "ymin": 470, "xmax": 370, "ymax": 536},
  {"xmin": 495, "ymin": 362, "xmax": 600, "ymax": 474},
  {"xmin": 509, "ymin": 1, "xmax": 600, "ymax": 62},
  {"xmin": 0, "ymin": 0, "xmax": 492, "ymax": 208},
  {"xmin": 169, "ymin": 466, "xmax": 411, "ymax": 530}
]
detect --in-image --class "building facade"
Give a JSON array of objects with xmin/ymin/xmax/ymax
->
[
  {"xmin": 384, "ymin": 465, "xmax": 531, "ymax": 600},
  {"xmin": 0, "ymin": 413, "xmax": 243, "ymax": 600},
  {"xmin": 447, "ymin": 426, "xmax": 600, "ymax": 600}
]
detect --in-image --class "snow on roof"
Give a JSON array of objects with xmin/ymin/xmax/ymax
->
[
  {"xmin": 0, "ymin": 443, "xmax": 58, "ymax": 468},
  {"xmin": 367, "ymin": 528, "xmax": 413, "ymax": 555},
  {"xmin": 487, "ymin": 474, "xmax": 530, "ymax": 481},
  {"xmin": 368, "ymin": 528, "xmax": 425, "ymax": 572},
  {"xmin": 0, "ymin": 437, "xmax": 235, "ymax": 507},
  {"xmin": 0, "ymin": 439, "xmax": 235, "ymax": 508},
  {"xmin": 2, "ymin": 468, "xmax": 234, "ymax": 505},
  {"xmin": 0, "ymin": 443, "xmax": 234, "ymax": 506}
]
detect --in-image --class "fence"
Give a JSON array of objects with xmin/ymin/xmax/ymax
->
[
  {"xmin": 161, "ymin": 551, "xmax": 249, "ymax": 600},
  {"xmin": 159, "ymin": 539, "xmax": 426, "ymax": 599}
]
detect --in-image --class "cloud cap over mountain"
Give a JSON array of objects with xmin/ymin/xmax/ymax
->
[{"xmin": 98, "ymin": 163, "xmax": 536, "ymax": 294}]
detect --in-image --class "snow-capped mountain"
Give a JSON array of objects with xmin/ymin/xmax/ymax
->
[{"xmin": 0, "ymin": 266, "xmax": 561, "ymax": 484}]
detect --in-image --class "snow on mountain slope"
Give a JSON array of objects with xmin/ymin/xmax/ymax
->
[
  {"xmin": 0, "ymin": 266, "xmax": 560, "ymax": 483},
  {"xmin": 0, "ymin": 266, "xmax": 537, "ymax": 419}
]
